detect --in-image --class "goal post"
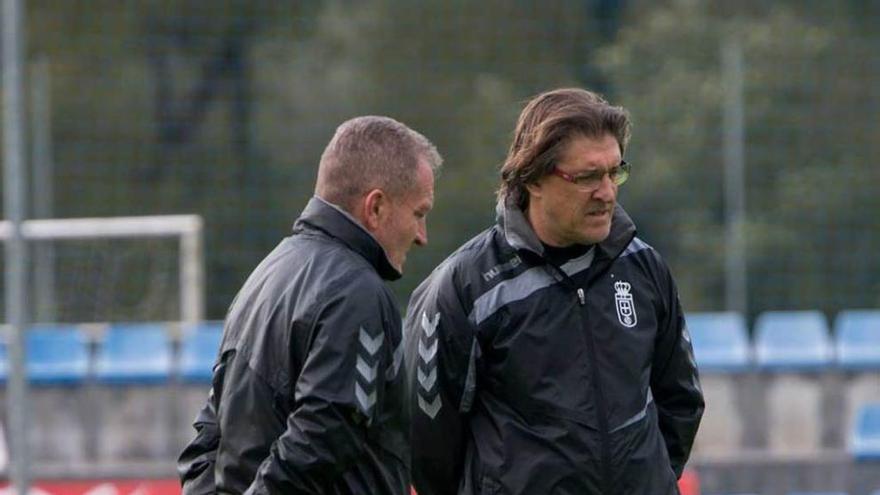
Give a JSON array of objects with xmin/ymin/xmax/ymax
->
[{"xmin": 0, "ymin": 214, "xmax": 204, "ymax": 324}]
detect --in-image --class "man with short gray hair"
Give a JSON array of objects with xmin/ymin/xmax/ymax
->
[{"xmin": 179, "ymin": 115, "xmax": 440, "ymax": 494}]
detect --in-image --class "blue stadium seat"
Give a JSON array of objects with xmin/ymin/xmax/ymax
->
[
  {"xmin": 94, "ymin": 323, "xmax": 172, "ymax": 384},
  {"xmin": 179, "ymin": 321, "xmax": 222, "ymax": 383},
  {"xmin": 834, "ymin": 310, "xmax": 880, "ymax": 371},
  {"xmin": 687, "ymin": 311, "xmax": 750, "ymax": 372},
  {"xmin": 754, "ymin": 311, "xmax": 832, "ymax": 372},
  {"xmin": 851, "ymin": 402, "xmax": 880, "ymax": 460},
  {"xmin": 26, "ymin": 325, "xmax": 89, "ymax": 385}
]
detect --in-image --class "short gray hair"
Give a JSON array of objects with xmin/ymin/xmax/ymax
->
[{"xmin": 316, "ymin": 116, "xmax": 442, "ymax": 210}]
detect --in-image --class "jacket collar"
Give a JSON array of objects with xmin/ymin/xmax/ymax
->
[
  {"xmin": 496, "ymin": 198, "xmax": 636, "ymax": 262},
  {"xmin": 293, "ymin": 196, "xmax": 401, "ymax": 281}
]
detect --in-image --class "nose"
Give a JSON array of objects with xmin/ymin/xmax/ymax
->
[
  {"xmin": 415, "ymin": 220, "xmax": 428, "ymax": 246},
  {"xmin": 592, "ymin": 173, "xmax": 617, "ymax": 202}
]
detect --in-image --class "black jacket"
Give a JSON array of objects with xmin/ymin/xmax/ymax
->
[
  {"xmin": 178, "ymin": 197, "xmax": 409, "ymax": 495},
  {"xmin": 405, "ymin": 200, "xmax": 704, "ymax": 495}
]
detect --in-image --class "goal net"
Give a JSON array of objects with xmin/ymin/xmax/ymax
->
[{"xmin": 0, "ymin": 215, "xmax": 204, "ymax": 325}]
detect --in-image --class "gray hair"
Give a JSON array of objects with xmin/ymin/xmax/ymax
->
[{"xmin": 316, "ymin": 116, "xmax": 442, "ymax": 210}]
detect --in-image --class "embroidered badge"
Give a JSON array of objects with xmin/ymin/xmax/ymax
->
[{"xmin": 614, "ymin": 281, "xmax": 638, "ymax": 328}]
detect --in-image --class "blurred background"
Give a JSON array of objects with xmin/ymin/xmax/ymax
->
[{"xmin": 0, "ymin": 0, "xmax": 879, "ymax": 494}]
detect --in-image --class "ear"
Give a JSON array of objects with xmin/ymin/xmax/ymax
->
[
  {"xmin": 361, "ymin": 188, "xmax": 387, "ymax": 231},
  {"xmin": 524, "ymin": 181, "xmax": 543, "ymax": 201}
]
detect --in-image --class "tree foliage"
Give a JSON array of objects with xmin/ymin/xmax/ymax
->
[
  {"xmin": 599, "ymin": 0, "xmax": 880, "ymax": 314},
  {"xmin": 7, "ymin": 0, "xmax": 878, "ymax": 320}
]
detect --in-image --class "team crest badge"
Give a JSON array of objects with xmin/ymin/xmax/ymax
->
[{"xmin": 614, "ymin": 281, "xmax": 638, "ymax": 328}]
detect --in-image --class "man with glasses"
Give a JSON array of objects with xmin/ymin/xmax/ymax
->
[{"xmin": 405, "ymin": 88, "xmax": 703, "ymax": 494}]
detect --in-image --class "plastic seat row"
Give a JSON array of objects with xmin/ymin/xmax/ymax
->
[
  {"xmin": 0, "ymin": 322, "xmax": 222, "ymax": 385},
  {"xmin": 2, "ymin": 310, "xmax": 874, "ymax": 382},
  {"xmin": 688, "ymin": 310, "xmax": 880, "ymax": 373}
]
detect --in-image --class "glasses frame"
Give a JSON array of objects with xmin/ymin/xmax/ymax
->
[{"xmin": 550, "ymin": 160, "xmax": 631, "ymax": 189}]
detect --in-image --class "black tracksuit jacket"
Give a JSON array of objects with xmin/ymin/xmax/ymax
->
[
  {"xmin": 405, "ymin": 200, "xmax": 704, "ymax": 495},
  {"xmin": 178, "ymin": 197, "xmax": 409, "ymax": 494}
]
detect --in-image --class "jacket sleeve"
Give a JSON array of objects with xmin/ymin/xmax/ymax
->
[
  {"xmin": 178, "ymin": 388, "xmax": 220, "ymax": 495},
  {"xmin": 405, "ymin": 263, "xmax": 478, "ymax": 495},
  {"xmin": 649, "ymin": 260, "xmax": 705, "ymax": 478},
  {"xmin": 243, "ymin": 274, "xmax": 400, "ymax": 494}
]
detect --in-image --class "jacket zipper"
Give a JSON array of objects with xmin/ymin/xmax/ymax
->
[{"xmin": 576, "ymin": 286, "xmax": 613, "ymax": 495}]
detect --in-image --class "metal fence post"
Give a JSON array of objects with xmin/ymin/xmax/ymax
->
[
  {"xmin": 2, "ymin": 0, "xmax": 31, "ymax": 492},
  {"xmin": 722, "ymin": 34, "xmax": 747, "ymax": 317}
]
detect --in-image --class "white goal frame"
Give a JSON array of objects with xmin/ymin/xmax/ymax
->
[{"xmin": 0, "ymin": 214, "xmax": 204, "ymax": 324}]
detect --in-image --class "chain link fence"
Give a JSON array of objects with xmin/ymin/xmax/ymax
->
[{"xmin": 2, "ymin": 0, "xmax": 878, "ymax": 325}]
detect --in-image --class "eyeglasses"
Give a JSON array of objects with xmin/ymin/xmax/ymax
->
[{"xmin": 550, "ymin": 160, "xmax": 631, "ymax": 190}]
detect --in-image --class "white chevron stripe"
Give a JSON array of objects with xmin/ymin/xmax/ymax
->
[
  {"xmin": 358, "ymin": 326, "xmax": 384, "ymax": 355},
  {"xmin": 386, "ymin": 337, "xmax": 405, "ymax": 380},
  {"xmin": 418, "ymin": 366, "xmax": 437, "ymax": 391},
  {"xmin": 418, "ymin": 337, "xmax": 438, "ymax": 363},
  {"xmin": 355, "ymin": 382, "xmax": 377, "ymax": 413},
  {"xmin": 356, "ymin": 355, "xmax": 377, "ymax": 382},
  {"xmin": 418, "ymin": 394, "xmax": 441, "ymax": 419},
  {"xmin": 421, "ymin": 311, "xmax": 440, "ymax": 338}
]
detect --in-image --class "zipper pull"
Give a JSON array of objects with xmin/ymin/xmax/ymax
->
[{"xmin": 576, "ymin": 288, "xmax": 585, "ymax": 305}]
